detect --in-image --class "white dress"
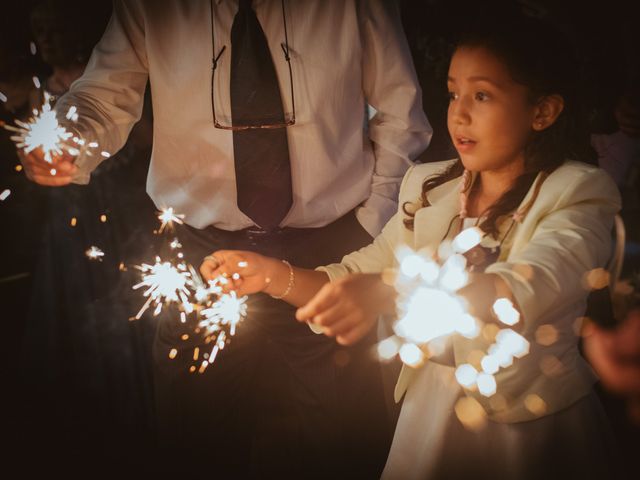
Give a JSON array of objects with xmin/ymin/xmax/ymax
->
[
  {"xmin": 381, "ymin": 360, "xmax": 620, "ymax": 480},
  {"xmin": 381, "ymin": 218, "xmax": 620, "ymax": 479}
]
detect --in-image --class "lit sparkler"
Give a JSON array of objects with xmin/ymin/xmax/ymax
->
[
  {"xmin": 132, "ymin": 256, "xmax": 193, "ymax": 319},
  {"xmin": 379, "ymin": 227, "xmax": 531, "ymax": 398},
  {"xmin": 3, "ymin": 92, "xmax": 73, "ymax": 164},
  {"xmin": 199, "ymin": 290, "xmax": 248, "ymax": 337},
  {"xmin": 157, "ymin": 207, "xmax": 184, "ymax": 233},
  {"xmin": 85, "ymin": 246, "xmax": 105, "ymax": 261},
  {"xmin": 2, "ymin": 93, "xmax": 103, "ymax": 168},
  {"xmin": 132, "ymin": 241, "xmax": 250, "ymax": 371}
]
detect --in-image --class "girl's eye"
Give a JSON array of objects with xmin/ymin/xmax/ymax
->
[
  {"xmin": 447, "ymin": 91, "xmax": 458, "ymax": 101},
  {"xmin": 475, "ymin": 91, "xmax": 489, "ymax": 101}
]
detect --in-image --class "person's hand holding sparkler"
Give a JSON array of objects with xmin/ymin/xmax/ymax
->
[
  {"xmin": 296, "ymin": 274, "xmax": 396, "ymax": 345},
  {"xmin": 200, "ymin": 250, "xmax": 394, "ymax": 345},
  {"xmin": 200, "ymin": 250, "xmax": 280, "ymax": 296},
  {"xmin": 18, "ymin": 147, "xmax": 77, "ymax": 186},
  {"xmin": 4, "ymin": 94, "xmax": 102, "ymax": 186}
]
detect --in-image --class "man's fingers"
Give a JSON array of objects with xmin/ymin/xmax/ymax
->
[
  {"xmin": 19, "ymin": 149, "xmax": 77, "ymax": 185},
  {"xmin": 586, "ymin": 333, "xmax": 640, "ymax": 395},
  {"xmin": 30, "ymin": 173, "xmax": 74, "ymax": 186}
]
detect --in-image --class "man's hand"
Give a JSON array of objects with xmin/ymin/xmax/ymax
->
[
  {"xmin": 584, "ymin": 308, "xmax": 640, "ymax": 424},
  {"xmin": 295, "ymin": 273, "xmax": 396, "ymax": 345},
  {"xmin": 18, "ymin": 147, "xmax": 77, "ymax": 186}
]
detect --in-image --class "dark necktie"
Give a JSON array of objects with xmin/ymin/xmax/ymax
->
[{"xmin": 230, "ymin": 0, "xmax": 292, "ymax": 231}]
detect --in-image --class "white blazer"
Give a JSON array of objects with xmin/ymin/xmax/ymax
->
[{"xmin": 320, "ymin": 159, "xmax": 621, "ymax": 422}]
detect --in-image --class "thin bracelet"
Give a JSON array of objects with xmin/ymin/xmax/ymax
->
[{"xmin": 270, "ymin": 259, "xmax": 294, "ymax": 299}]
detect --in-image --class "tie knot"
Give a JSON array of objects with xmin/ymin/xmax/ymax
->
[{"xmin": 239, "ymin": 0, "xmax": 253, "ymax": 11}]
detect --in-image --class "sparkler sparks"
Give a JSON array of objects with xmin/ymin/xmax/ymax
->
[
  {"xmin": 2, "ymin": 93, "xmax": 102, "ymax": 166},
  {"xmin": 132, "ymin": 257, "xmax": 193, "ymax": 319},
  {"xmin": 3, "ymin": 92, "xmax": 73, "ymax": 163},
  {"xmin": 85, "ymin": 246, "xmax": 105, "ymax": 260},
  {"xmin": 199, "ymin": 290, "xmax": 248, "ymax": 337},
  {"xmin": 157, "ymin": 207, "xmax": 184, "ymax": 233},
  {"xmin": 379, "ymin": 227, "xmax": 531, "ymax": 398}
]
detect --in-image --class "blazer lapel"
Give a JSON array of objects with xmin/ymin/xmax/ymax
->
[
  {"xmin": 413, "ymin": 176, "xmax": 465, "ymax": 251},
  {"xmin": 395, "ymin": 175, "xmax": 464, "ymax": 403}
]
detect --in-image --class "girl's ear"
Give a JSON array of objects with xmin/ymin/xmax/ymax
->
[{"xmin": 532, "ymin": 94, "xmax": 564, "ymax": 131}]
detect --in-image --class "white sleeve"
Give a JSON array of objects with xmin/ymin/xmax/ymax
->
[
  {"xmin": 356, "ymin": 0, "xmax": 432, "ymax": 236},
  {"xmin": 55, "ymin": 0, "xmax": 149, "ymax": 184},
  {"xmin": 318, "ymin": 165, "xmax": 417, "ymax": 281},
  {"xmin": 486, "ymin": 168, "xmax": 621, "ymax": 329}
]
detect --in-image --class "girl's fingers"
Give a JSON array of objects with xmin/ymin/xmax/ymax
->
[
  {"xmin": 296, "ymin": 284, "xmax": 337, "ymax": 321},
  {"xmin": 322, "ymin": 313, "xmax": 361, "ymax": 337},
  {"xmin": 309, "ymin": 303, "xmax": 348, "ymax": 329},
  {"xmin": 336, "ymin": 321, "xmax": 373, "ymax": 346},
  {"xmin": 200, "ymin": 254, "xmax": 221, "ymax": 280}
]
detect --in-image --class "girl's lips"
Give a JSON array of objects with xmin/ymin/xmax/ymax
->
[{"xmin": 455, "ymin": 137, "xmax": 477, "ymax": 153}]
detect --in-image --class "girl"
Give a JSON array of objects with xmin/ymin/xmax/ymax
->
[{"xmin": 201, "ymin": 8, "xmax": 621, "ymax": 479}]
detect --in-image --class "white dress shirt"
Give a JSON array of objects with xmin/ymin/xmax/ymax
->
[{"xmin": 57, "ymin": 0, "xmax": 432, "ymax": 234}]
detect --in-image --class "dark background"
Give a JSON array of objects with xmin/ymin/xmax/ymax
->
[{"xmin": 1, "ymin": 0, "xmax": 638, "ymax": 475}]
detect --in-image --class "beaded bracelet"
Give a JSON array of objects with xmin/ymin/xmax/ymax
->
[{"xmin": 270, "ymin": 259, "xmax": 295, "ymax": 299}]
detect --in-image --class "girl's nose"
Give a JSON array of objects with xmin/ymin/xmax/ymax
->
[{"xmin": 450, "ymin": 99, "xmax": 471, "ymax": 124}]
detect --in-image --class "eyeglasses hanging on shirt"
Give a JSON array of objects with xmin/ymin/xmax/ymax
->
[{"xmin": 209, "ymin": 0, "xmax": 295, "ymax": 130}]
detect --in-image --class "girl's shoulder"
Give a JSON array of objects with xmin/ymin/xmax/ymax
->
[
  {"xmin": 541, "ymin": 160, "xmax": 620, "ymax": 205},
  {"xmin": 517, "ymin": 160, "xmax": 621, "ymax": 224}
]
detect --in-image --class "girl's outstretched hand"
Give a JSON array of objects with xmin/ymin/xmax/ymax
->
[
  {"xmin": 295, "ymin": 273, "xmax": 396, "ymax": 346},
  {"xmin": 200, "ymin": 250, "xmax": 280, "ymax": 297}
]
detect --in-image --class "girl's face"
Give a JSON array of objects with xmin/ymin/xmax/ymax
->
[{"xmin": 447, "ymin": 46, "xmax": 538, "ymax": 176}]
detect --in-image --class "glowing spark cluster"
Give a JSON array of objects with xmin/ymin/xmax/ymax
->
[
  {"xmin": 455, "ymin": 318, "xmax": 529, "ymax": 397},
  {"xmin": 132, "ymin": 242, "xmax": 250, "ymax": 371},
  {"xmin": 388, "ymin": 236, "xmax": 480, "ymax": 368},
  {"xmin": 85, "ymin": 246, "xmax": 105, "ymax": 261},
  {"xmin": 133, "ymin": 257, "xmax": 193, "ymax": 319},
  {"xmin": 2, "ymin": 93, "xmax": 106, "ymax": 167},
  {"xmin": 157, "ymin": 207, "xmax": 184, "ymax": 233},
  {"xmin": 378, "ymin": 227, "xmax": 531, "ymax": 398},
  {"xmin": 199, "ymin": 290, "xmax": 248, "ymax": 337},
  {"xmin": 3, "ymin": 92, "xmax": 73, "ymax": 163},
  {"xmin": 188, "ymin": 270, "xmax": 248, "ymax": 371}
]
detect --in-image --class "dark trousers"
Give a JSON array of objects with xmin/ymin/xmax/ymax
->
[{"xmin": 153, "ymin": 211, "xmax": 392, "ymax": 478}]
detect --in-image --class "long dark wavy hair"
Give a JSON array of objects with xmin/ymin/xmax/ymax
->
[{"xmin": 404, "ymin": 3, "xmax": 595, "ymax": 237}]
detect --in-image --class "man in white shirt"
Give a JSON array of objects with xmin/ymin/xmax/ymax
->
[{"xmin": 20, "ymin": 0, "xmax": 431, "ymax": 475}]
